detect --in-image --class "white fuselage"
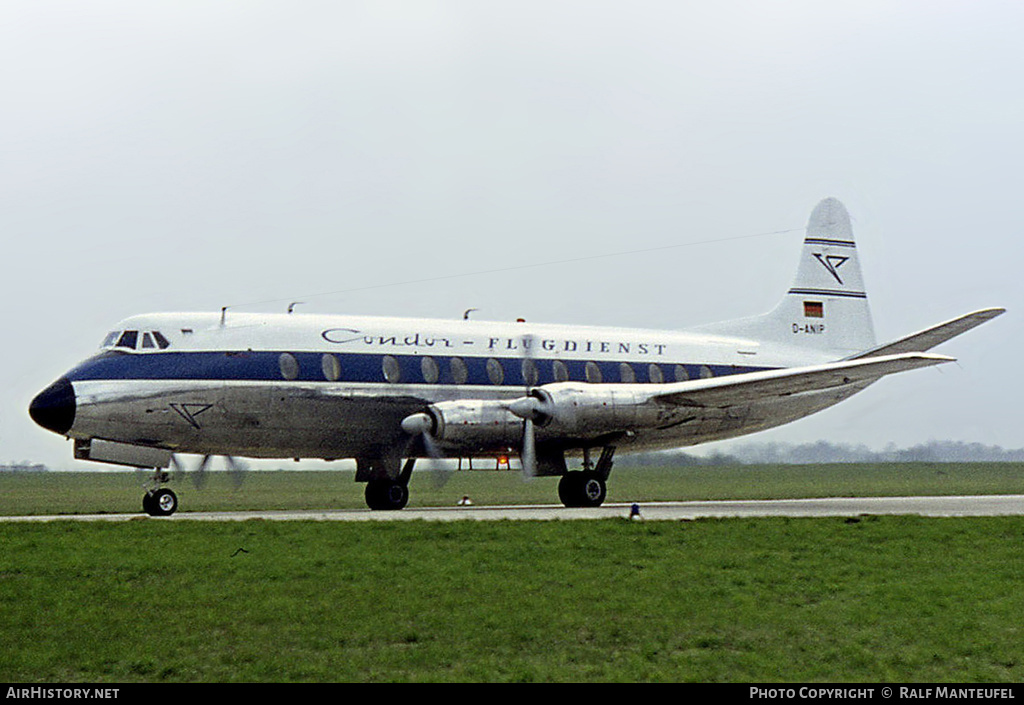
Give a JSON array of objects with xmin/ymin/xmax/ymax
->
[{"xmin": 57, "ymin": 310, "xmax": 854, "ymax": 464}]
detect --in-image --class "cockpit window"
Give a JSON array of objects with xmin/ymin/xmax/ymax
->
[
  {"xmin": 103, "ymin": 329, "xmax": 171, "ymax": 351},
  {"xmin": 116, "ymin": 331, "xmax": 138, "ymax": 349}
]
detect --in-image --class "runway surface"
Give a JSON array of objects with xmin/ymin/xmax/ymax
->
[{"xmin": 2, "ymin": 495, "xmax": 1023, "ymax": 522}]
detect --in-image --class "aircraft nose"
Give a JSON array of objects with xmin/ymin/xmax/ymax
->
[{"xmin": 29, "ymin": 377, "xmax": 76, "ymax": 435}]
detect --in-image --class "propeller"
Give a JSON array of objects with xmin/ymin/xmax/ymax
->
[
  {"xmin": 400, "ymin": 411, "xmax": 453, "ymax": 488},
  {"xmin": 170, "ymin": 453, "xmax": 208, "ymax": 488},
  {"xmin": 170, "ymin": 453, "xmax": 245, "ymax": 489},
  {"xmin": 505, "ymin": 391, "xmax": 555, "ymax": 478},
  {"xmin": 514, "ymin": 333, "xmax": 542, "ymax": 479}
]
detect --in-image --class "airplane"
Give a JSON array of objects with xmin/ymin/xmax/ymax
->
[{"xmin": 28, "ymin": 198, "xmax": 1004, "ymax": 516}]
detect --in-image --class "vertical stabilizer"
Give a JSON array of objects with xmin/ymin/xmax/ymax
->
[{"xmin": 692, "ymin": 198, "xmax": 876, "ymax": 357}]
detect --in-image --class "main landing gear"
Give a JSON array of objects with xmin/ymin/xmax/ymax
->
[
  {"xmin": 358, "ymin": 457, "xmax": 414, "ymax": 511},
  {"xmin": 557, "ymin": 446, "xmax": 615, "ymax": 508},
  {"xmin": 357, "ymin": 446, "xmax": 617, "ymax": 511},
  {"xmin": 364, "ymin": 479, "xmax": 409, "ymax": 511},
  {"xmin": 557, "ymin": 472, "xmax": 607, "ymax": 508}
]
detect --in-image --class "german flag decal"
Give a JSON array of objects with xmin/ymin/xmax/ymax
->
[{"xmin": 804, "ymin": 301, "xmax": 824, "ymax": 318}]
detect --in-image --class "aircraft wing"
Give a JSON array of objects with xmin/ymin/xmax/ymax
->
[
  {"xmin": 846, "ymin": 308, "xmax": 1005, "ymax": 360},
  {"xmin": 649, "ymin": 352, "xmax": 954, "ymax": 409}
]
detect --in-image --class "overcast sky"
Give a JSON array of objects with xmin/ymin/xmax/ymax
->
[{"xmin": 2, "ymin": 1, "xmax": 1020, "ymax": 468}]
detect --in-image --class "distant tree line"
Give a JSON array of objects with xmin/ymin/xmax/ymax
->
[
  {"xmin": 0, "ymin": 462, "xmax": 48, "ymax": 473},
  {"xmin": 617, "ymin": 440, "xmax": 1024, "ymax": 467},
  {"xmin": 5, "ymin": 440, "xmax": 1023, "ymax": 473}
]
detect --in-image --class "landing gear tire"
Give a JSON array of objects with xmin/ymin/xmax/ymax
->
[
  {"xmin": 143, "ymin": 488, "xmax": 178, "ymax": 516},
  {"xmin": 365, "ymin": 480, "xmax": 409, "ymax": 511},
  {"xmin": 558, "ymin": 472, "xmax": 607, "ymax": 508}
]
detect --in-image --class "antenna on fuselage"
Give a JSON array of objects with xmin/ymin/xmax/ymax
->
[
  {"xmin": 288, "ymin": 301, "xmax": 305, "ymax": 314},
  {"xmin": 220, "ymin": 307, "xmax": 228, "ymax": 326},
  {"xmin": 463, "ymin": 308, "xmax": 478, "ymax": 320}
]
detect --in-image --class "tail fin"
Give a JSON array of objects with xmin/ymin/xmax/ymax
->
[{"xmin": 693, "ymin": 198, "xmax": 876, "ymax": 357}]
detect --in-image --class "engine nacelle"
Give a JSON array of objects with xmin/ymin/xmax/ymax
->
[
  {"xmin": 415, "ymin": 383, "xmax": 660, "ymax": 454},
  {"xmin": 531, "ymin": 383, "xmax": 659, "ymax": 437},
  {"xmin": 427, "ymin": 399, "xmax": 523, "ymax": 453}
]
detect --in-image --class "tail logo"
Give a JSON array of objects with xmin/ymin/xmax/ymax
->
[{"xmin": 813, "ymin": 253, "xmax": 850, "ymax": 285}]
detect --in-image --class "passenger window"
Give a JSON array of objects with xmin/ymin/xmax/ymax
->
[
  {"xmin": 382, "ymin": 356, "xmax": 401, "ymax": 383},
  {"xmin": 279, "ymin": 353, "xmax": 300, "ymax": 380},
  {"xmin": 421, "ymin": 356, "xmax": 440, "ymax": 384},
  {"xmin": 619, "ymin": 362, "xmax": 636, "ymax": 383},
  {"xmin": 648, "ymin": 364, "xmax": 664, "ymax": 384},
  {"xmin": 521, "ymin": 358, "xmax": 539, "ymax": 387},
  {"xmin": 674, "ymin": 364, "xmax": 689, "ymax": 382},
  {"xmin": 699, "ymin": 365, "xmax": 714, "ymax": 379},
  {"xmin": 322, "ymin": 354, "xmax": 341, "ymax": 381},
  {"xmin": 552, "ymin": 360, "xmax": 569, "ymax": 382},
  {"xmin": 585, "ymin": 361, "xmax": 602, "ymax": 383},
  {"xmin": 486, "ymin": 358, "xmax": 504, "ymax": 385},
  {"xmin": 450, "ymin": 357, "xmax": 469, "ymax": 385}
]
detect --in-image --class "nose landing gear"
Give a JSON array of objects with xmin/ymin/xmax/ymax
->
[
  {"xmin": 143, "ymin": 487, "xmax": 178, "ymax": 516},
  {"xmin": 141, "ymin": 469, "xmax": 178, "ymax": 516}
]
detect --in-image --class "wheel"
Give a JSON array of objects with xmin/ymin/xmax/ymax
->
[
  {"xmin": 557, "ymin": 473, "xmax": 579, "ymax": 506},
  {"xmin": 558, "ymin": 472, "xmax": 607, "ymax": 508},
  {"xmin": 365, "ymin": 480, "xmax": 409, "ymax": 510},
  {"xmin": 145, "ymin": 488, "xmax": 178, "ymax": 516}
]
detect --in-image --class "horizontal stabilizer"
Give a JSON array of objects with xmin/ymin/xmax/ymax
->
[
  {"xmin": 846, "ymin": 308, "xmax": 1005, "ymax": 360},
  {"xmin": 651, "ymin": 352, "xmax": 954, "ymax": 409}
]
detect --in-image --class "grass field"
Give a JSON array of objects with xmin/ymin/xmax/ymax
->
[
  {"xmin": 2, "ymin": 516, "xmax": 1023, "ymax": 682},
  {"xmin": 1, "ymin": 464, "xmax": 1022, "ymax": 683},
  {"xmin": 2, "ymin": 462, "xmax": 1024, "ymax": 516}
]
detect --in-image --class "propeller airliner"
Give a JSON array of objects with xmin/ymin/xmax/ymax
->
[{"xmin": 29, "ymin": 199, "xmax": 1004, "ymax": 515}]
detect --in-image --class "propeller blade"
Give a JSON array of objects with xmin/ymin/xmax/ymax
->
[
  {"xmin": 191, "ymin": 454, "xmax": 212, "ymax": 489},
  {"xmin": 517, "ymin": 335, "xmax": 543, "ymax": 480},
  {"xmin": 521, "ymin": 417, "xmax": 537, "ymax": 479},
  {"xmin": 425, "ymin": 458, "xmax": 453, "ymax": 489},
  {"xmin": 170, "ymin": 454, "xmax": 186, "ymax": 482},
  {"xmin": 520, "ymin": 333, "xmax": 537, "ymax": 391},
  {"xmin": 225, "ymin": 455, "xmax": 246, "ymax": 490},
  {"xmin": 420, "ymin": 429, "xmax": 441, "ymax": 459}
]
